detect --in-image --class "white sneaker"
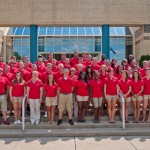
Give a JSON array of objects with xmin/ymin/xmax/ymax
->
[
  {"xmin": 17, "ymin": 120, "xmax": 22, "ymax": 125},
  {"xmin": 44, "ymin": 112, "xmax": 48, "ymax": 118},
  {"xmin": 14, "ymin": 120, "xmax": 18, "ymax": 125}
]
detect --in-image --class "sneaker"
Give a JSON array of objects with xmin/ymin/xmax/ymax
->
[
  {"xmin": 69, "ymin": 119, "xmax": 74, "ymax": 125},
  {"xmin": 17, "ymin": 120, "xmax": 22, "ymax": 125},
  {"xmin": 14, "ymin": 120, "xmax": 18, "ymax": 125},
  {"xmin": 44, "ymin": 112, "xmax": 48, "ymax": 118},
  {"xmin": 4, "ymin": 119, "xmax": 10, "ymax": 125},
  {"xmin": 56, "ymin": 119, "xmax": 62, "ymax": 125}
]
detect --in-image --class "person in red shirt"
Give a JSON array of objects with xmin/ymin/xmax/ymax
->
[
  {"xmin": 57, "ymin": 68, "xmax": 74, "ymax": 125},
  {"xmin": 131, "ymin": 59, "xmax": 141, "ymax": 71},
  {"xmin": 18, "ymin": 61, "xmax": 30, "ymax": 82},
  {"xmin": 76, "ymin": 64, "xmax": 85, "ymax": 77},
  {"xmin": 140, "ymin": 60, "xmax": 148, "ymax": 78},
  {"xmin": 8, "ymin": 56, "xmax": 19, "ymax": 68},
  {"xmin": 22, "ymin": 56, "xmax": 32, "ymax": 68},
  {"xmin": 89, "ymin": 71, "xmax": 104, "ymax": 123},
  {"xmin": 0, "ymin": 55, "xmax": 5, "ymax": 69},
  {"xmin": 69, "ymin": 68, "xmax": 78, "ymax": 117},
  {"xmin": 10, "ymin": 60, "xmax": 18, "ymax": 76},
  {"xmin": 118, "ymin": 70, "xmax": 132, "ymax": 123},
  {"xmin": 44, "ymin": 74, "xmax": 57, "ymax": 124},
  {"xmin": 84, "ymin": 54, "xmax": 92, "ymax": 66},
  {"xmin": 36, "ymin": 58, "xmax": 46, "ymax": 74},
  {"xmin": 64, "ymin": 58, "xmax": 71, "ymax": 70},
  {"xmin": 0, "ymin": 68, "xmax": 10, "ymax": 125},
  {"xmin": 98, "ymin": 54, "xmax": 106, "ymax": 66},
  {"xmin": 127, "ymin": 54, "xmax": 134, "ymax": 67},
  {"xmin": 127, "ymin": 67, "xmax": 133, "ymax": 80},
  {"xmin": 111, "ymin": 59, "xmax": 118, "ymax": 73},
  {"xmin": 2, "ymin": 65, "xmax": 14, "ymax": 82},
  {"xmin": 51, "ymin": 59, "xmax": 59, "ymax": 73},
  {"xmin": 23, "ymin": 60, "xmax": 32, "ymax": 72},
  {"xmin": 9, "ymin": 72, "xmax": 26, "ymax": 125},
  {"xmin": 99, "ymin": 65, "xmax": 108, "ymax": 80},
  {"xmin": 115, "ymin": 65, "xmax": 123, "ymax": 80},
  {"xmin": 131, "ymin": 70, "xmax": 144, "ymax": 123},
  {"xmin": 42, "ymin": 63, "xmax": 55, "ymax": 84},
  {"xmin": 75, "ymin": 71, "xmax": 89, "ymax": 122},
  {"xmin": 55, "ymin": 63, "xmax": 64, "ymax": 83},
  {"xmin": 45, "ymin": 53, "xmax": 59, "ymax": 66},
  {"xmin": 70, "ymin": 50, "xmax": 79, "ymax": 67},
  {"xmin": 142, "ymin": 68, "xmax": 150, "ymax": 123},
  {"xmin": 82, "ymin": 51, "xmax": 88, "ymax": 63},
  {"xmin": 85, "ymin": 66, "xmax": 93, "ymax": 81},
  {"xmin": 91, "ymin": 57, "xmax": 100, "ymax": 71},
  {"xmin": 27, "ymin": 71, "xmax": 43, "ymax": 125},
  {"xmin": 59, "ymin": 53, "xmax": 67, "ymax": 65},
  {"xmin": 74, "ymin": 57, "xmax": 86, "ymax": 71},
  {"xmin": 121, "ymin": 59, "xmax": 129, "ymax": 70},
  {"xmin": 104, "ymin": 68, "xmax": 119, "ymax": 123}
]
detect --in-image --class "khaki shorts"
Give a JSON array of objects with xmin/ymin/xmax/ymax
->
[
  {"xmin": 0, "ymin": 94, "xmax": 7, "ymax": 112},
  {"xmin": 45, "ymin": 97, "xmax": 57, "ymax": 106},
  {"xmin": 119, "ymin": 97, "xmax": 131, "ymax": 103},
  {"xmin": 106, "ymin": 95, "xmax": 117, "ymax": 102},
  {"xmin": 93, "ymin": 97, "xmax": 103, "ymax": 107},
  {"xmin": 132, "ymin": 96, "xmax": 143, "ymax": 101},
  {"xmin": 58, "ymin": 93, "xmax": 73, "ymax": 112},
  {"xmin": 77, "ymin": 95, "xmax": 89, "ymax": 102},
  {"xmin": 143, "ymin": 95, "xmax": 150, "ymax": 100},
  {"xmin": 13, "ymin": 97, "xmax": 22, "ymax": 103}
]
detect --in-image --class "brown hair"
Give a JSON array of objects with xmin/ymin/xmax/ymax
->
[
  {"xmin": 47, "ymin": 74, "xmax": 55, "ymax": 85},
  {"xmin": 12, "ymin": 72, "xmax": 24, "ymax": 85},
  {"xmin": 121, "ymin": 70, "xmax": 128, "ymax": 80},
  {"xmin": 132, "ymin": 70, "xmax": 141, "ymax": 80}
]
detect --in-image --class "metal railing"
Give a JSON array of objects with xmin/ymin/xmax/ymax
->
[
  {"xmin": 22, "ymin": 95, "xmax": 27, "ymax": 131},
  {"xmin": 119, "ymin": 93, "xmax": 125, "ymax": 130}
]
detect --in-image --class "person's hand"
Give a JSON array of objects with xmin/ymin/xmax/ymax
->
[{"xmin": 39, "ymin": 98, "xmax": 42, "ymax": 103}]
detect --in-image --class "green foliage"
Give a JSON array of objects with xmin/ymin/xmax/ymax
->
[
  {"xmin": 139, "ymin": 55, "xmax": 150, "ymax": 67},
  {"xmin": 14, "ymin": 52, "xmax": 21, "ymax": 60}
]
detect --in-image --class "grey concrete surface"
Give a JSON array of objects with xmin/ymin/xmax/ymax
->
[{"xmin": 0, "ymin": 136, "xmax": 150, "ymax": 150}]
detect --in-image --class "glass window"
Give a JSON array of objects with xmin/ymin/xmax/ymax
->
[
  {"xmin": 38, "ymin": 27, "xmax": 47, "ymax": 35},
  {"xmin": 54, "ymin": 27, "xmax": 62, "ymax": 35},
  {"xmin": 93, "ymin": 27, "xmax": 101, "ymax": 35},
  {"xmin": 62, "ymin": 27, "xmax": 69, "ymax": 35},
  {"xmin": 85, "ymin": 27, "xmax": 93, "ymax": 35},
  {"xmin": 110, "ymin": 27, "xmax": 117, "ymax": 36},
  {"xmin": 70, "ymin": 27, "xmax": 77, "ymax": 35},
  {"xmin": 15, "ymin": 27, "xmax": 24, "ymax": 35},
  {"xmin": 23, "ymin": 27, "xmax": 30, "ymax": 35},
  {"xmin": 45, "ymin": 38, "xmax": 54, "ymax": 52},
  {"xmin": 78, "ymin": 27, "xmax": 85, "ymax": 35},
  {"xmin": 47, "ymin": 27, "xmax": 54, "ymax": 35}
]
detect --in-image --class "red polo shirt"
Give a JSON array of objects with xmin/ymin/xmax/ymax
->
[
  {"xmin": 59, "ymin": 60, "xmax": 66, "ymax": 65},
  {"xmin": 28, "ymin": 72, "xmax": 42, "ymax": 81},
  {"xmin": 99, "ymin": 72, "xmax": 108, "ymax": 80},
  {"xmin": 118, "ymin": 79, "xmax": 131, "ymax": 97},
  {"xmin": 0, "ymin": 77, "xmax": 9, "ymax": 94},
  {"xmin": 44, "ymin": 83, "xmax": 57, "ymax": 97},
  {"xmin": 84, "ymin": 61, "xmax": 92, "ymax": 67},
  {"xmin": 10, "ymin": 67, "xmax": 18, "ymax": 76},
  {"xmin": 10, "ymin": 81, "xmax": 25, "ymax": 97},
  {"xmin": 42, "ymin": 71, "xmax": 56, "ymax": 84},
  {"xmin": 18, "ymin": 69, "xmax": 30, "ymax": 82},
  {"xmin": 75, "ymin": 80, "xmax": 89, "ymax": 96},
  {"xmin": 0, "ymin": 62, "xmax": 5, "ymax": 69},
  {"xmin": 58, "ymin": 77, "xmax": 74, "ymax": 93},
  {"xmin": 27, "ymin": 79, "xmax": 43, "ymax": 99},
  {"xmin": 2, "ymin": 72, "xmax": 14, "ymax": 82},
  {"xmin": 52, "ymin": 66, "xmax": 59, "ymax": 73},
  {"xmin": 64, "ymin": 65, "xmax": 71, "ymax": 70},
  {"xmin": 104, "ymin": 77, "xmax": 118, "ymax": 95},
  {"xmin": 70, "ymin": 57, "xmax": 79, "ymax": 67},
  {"xmin": 55, "ymin": 71, "xmax": 64, "ymax": 83},
  {"xmin": 91, "ymin": 64, "xmax": 100, "ymax": 71},
  {"xmin": 36, "ymin": 65, "xmax": 46, "ymax": 74},
  {"xmin": 98, "ymin": 60, "xmax": 104, "ymax": 66},
  {"xmin": 140, "ymin": 68, "xmax": 146, "ymax": 78},
  {"xmin": 45, "ymin": 59, "xmax": 59, "ymax": 66},
  {"xmin": 89, "ymin": 79, "xmax": 104, "ymax": 98},
  {"xmin": 143, "ymin": 77, "xmax": 150, "ymax": 95},
  {"xmin": 131, "ymin": 80, "xmax": 144, "ymax": 95}
]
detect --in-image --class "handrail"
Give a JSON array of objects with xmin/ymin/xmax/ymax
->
[
  {"xmin": 119, "ymin": 93, "xmax": 125, "ymax": 130},
  {"xmin": 22, "ymin": 95, "xmax": 27, "ymax": 131}
]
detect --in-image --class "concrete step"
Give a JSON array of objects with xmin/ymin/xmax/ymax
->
[{"xmin": 1, "ymin": 127, "xmax": 150, "ymax": 138}]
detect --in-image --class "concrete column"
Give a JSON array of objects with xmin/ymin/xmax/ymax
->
[
  {"xmin": 102, "ymin": 25, "xmax": 110, "ymax": 59},
  {"xmin": 30, "ymin": 25, "xmax": 38, "ymax": 63}
]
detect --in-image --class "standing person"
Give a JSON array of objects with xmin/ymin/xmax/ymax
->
[
  {"xmin": 70, "ymin": 50, "xmax": 79, "ymax": 67},
  {"xmin": 2, "ymin": 65, "xmax": 14, "ymax": 82},
  {"xmin": 27, "ymin": 71, "xmax": 43, "ymax": 125},
  {"xmin": 89, "ymin": 71, "xmax": 104, "ymax": 123},
  {"xmin": 0, "ymin": 68, "xmax": 10, "ymax": 125},
  {"xmin": 0, "ymin": 55, "xmax": 6, "ymax": 69},
  {"xmin": 44, "ymin": 74, "xmax": 57, "ymax": 124},
  {"xmin": 75, "ymin": 71, "xmax": 89, "ymax": 122},
  {"xmin": 115, "ymin": 65, "xmax": 123, "ymax": 80},
  {"xmin": 57, "ymin": 68, "xmax": 74, "ymax": 125},
  {"xmin": 111, "ymin": 59, "xmax": 118, "ymax": 73},
  {"xmin": 55, "ymin": 63, "xmax": 64, "ymax": 83},
  {"xmin": 9, "ymin": 72, "xmax": 26, "ymax": 125},
  {"xmin": 131, "ymin": 70, "xmax": 144, "ymax": 123},
  {"xmin": 91, "ymin": 57, "xmax": 100, "ymax": 71},
  {"xmin": 99, "ymin": 65, "xmax": 108, "ymax": 80},
  {"xmin": 118, "ymin": 70, "xmax": 132, "ymax": 123},
  {"xmin": 85, "ymin": 66, "xmax": 93, "ymax": 80},
  {"xmin": 98, "ymin": 54, "xmax": 106, "ymax": 66},
  {"xmin": 127, "ymin": 54, "xmax": 134, "ymax": 67},
  {"xmin": 104, "ymin": 68, "xmax": 119, "ymax": 123},
  {"xmin": 121, "ymin": 59, "xmax": 129, "ymax": 70},
  {"xmin": 142, "ymin": 68, "xmax": 150, "ymax": 123},
  {"xmin": 59, "ymin": 53, "xmax": 67, "ymax": 65}
]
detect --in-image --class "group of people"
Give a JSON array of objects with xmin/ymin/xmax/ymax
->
[{"xmin": 0, "ymin": 51, "xmax": 150, "ymax": 126}]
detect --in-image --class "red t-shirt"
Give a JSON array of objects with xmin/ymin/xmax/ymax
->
[
  {"xmin": 99, "ymin": 72, "xmax": 108, "ymax": 80},
  {"xmin": 36, "ymin": 65, "xmax": 46, "ymax": 74},
  {"xmin": 42, "ymin": 71, "xmax": 56, "ymax": 84},
  {"xmin": 140, "ymin": 68, "xmax": 146, "ymax": 78},
  {"xmin": 55, "ymin": 71, "xmax": 64, "ymax": 83},
  {"xmin": 10, "ymin": 81, "xmax": 25, "ymax": 97},
  {"xmin": 114, "ymin": 73, "xmax": 122, "ymax": 80},
  {"xmin": 75, "ymin": 80, "xmax": 89, "ymax": 96},
  {"xmin": 0, "ymin": 77, "xmax": 9, "ymax": 94},
  {"xmin": 84, "ymin": 61, "xmax": 92, "ymax": 67},
  {"xmin": 104, "ymin": 77, "xmax": 118, "ymax": 95},
  {"xmin": 52, "ymin": 66, "xmax": 59, "ymax": 73},
  {"xmin": 44, "ymin": 83, "xmax": 57, "ymax": 97},
  {"xmin": 58, "ymin": 77, "xmax": 74, "ymax": 93},
  {"xmin": 91, "ymin": 64, "xmax": 100, "ymax": 71},
  {"xmin": 27, "ymin": 79, "xmax": 43, "ymax": 99},
  {"xmin": 59, "ymin": 60, "xmax": 66, "ymax": 65},
  {"xmin": 118, "ymin": 79, "xmax": 131, "ymax": 97},
  {"xmin": 0, "ymin": 61, "xmax": 6, "ymax": 69},
  {"xmin": 10, "ymin": 67, "xmax": 18, "ymax": 76},
  {"xmin": 2, "ymin": 72, "xmax": 14, "ymax": 82},
  {"xmin": 70, "ymin": 57, "xmax": 79, "ymax": 67},
  {"xmin": 45, "ymin": 59, "xmax": 59, "ymax": 66},
  {"xmin": 18, "ymin": 69, "xmax": 30, "ymax": 82},
  {"xmin": 143, "ymin": 77, "xmax": 150, "ymax": 95},
  {"xmin": 89, "ymin": 79, "xmax": 104, "ymax": 98},
  {"xmin": 131, "ymin": 80, "xmax": 144, "ymax": 95},
  {"xmin": 98, "ymin": 60, "xmax": 104, "ymax": 66}
]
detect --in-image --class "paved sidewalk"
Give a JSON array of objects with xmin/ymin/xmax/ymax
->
[{"xmin": 0, "ymin": 136, "xmax": 150, "ymax": 150}]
